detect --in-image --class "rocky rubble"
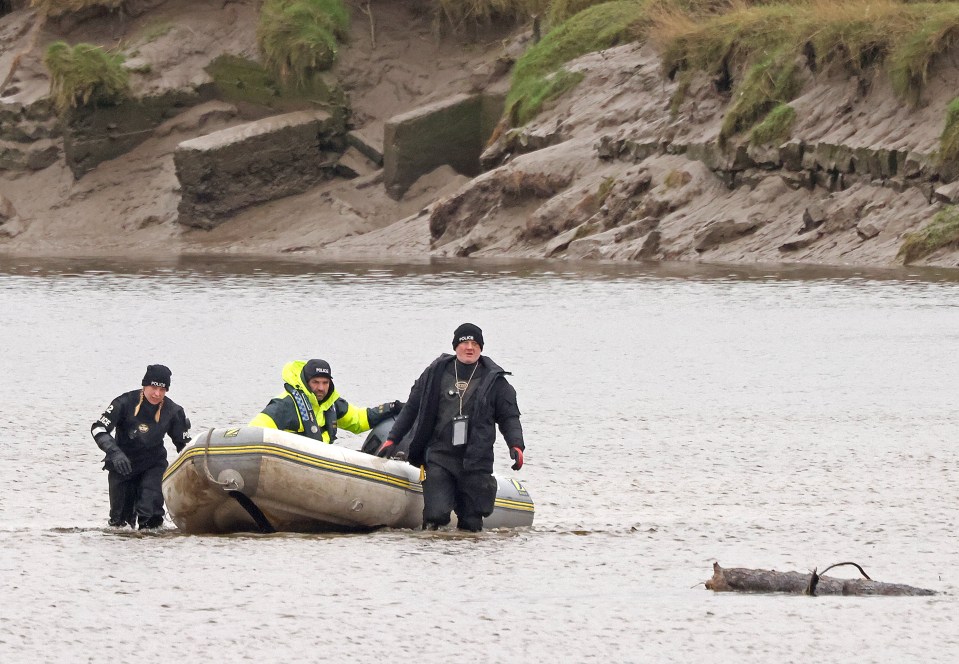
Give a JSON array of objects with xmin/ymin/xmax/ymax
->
[
  {"xmin": 423, "ymin": 41, "xmax": 959, "ymax": 268},
  {"xmin": 1, "ymin": 1, "xmax": 958, "ymax": 269}
]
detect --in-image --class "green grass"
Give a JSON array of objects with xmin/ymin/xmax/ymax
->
[
  {"xmin": 548, "ymin": 0, "xmax": 611, "ymax": 24},
  {"xmin": 654, "ymin": 1, "xmax": 959, "ymax": 139},
  {"xmin": 206, "ymin": 55, "xmax": 285, "ymax": 107},
  {"xmin": 512, "ymin": 68, "xmax": 585, "ymax": 125},
  {"xmin": 43, "ymin": 41, "xmax": 129, "ymax": 112},
  {"xmin": 721, "ymin": 50, "xmax": 801, "ymax": 143},
  {"xmin": 506, "ymin": 0, "xmax": 647, "ymax": 126},
  {"xmin": 887, "ymin": 5, "xmax": 959, "ymax": 103},
  {"xmin": 749, "ymin": 102, "xmax": 796, "ymax": 145},
  {"xmin": 431, "ymin": 0, "xmax": 549, "ymax": 29},
  {"xmin": 206, "ymin": 54, "xmax": 345, "ymax": 111},
  {"xmin": 257, "ymin": 0, "xmax": 350, "ymax": 85},
  {"xmin": 898, "ymin": 205, "xmax": 959, "ymax": 263},
  {"xmin": 940, "ymin": 96, "xmax": 959, "ymax": 166},
  {"xmin": 657, "ymin": 3, "xmax": 806, "ymax": 78},
  {"xmin": 550, "ymin": 0, "xmax": 779, "ymax": 24}
]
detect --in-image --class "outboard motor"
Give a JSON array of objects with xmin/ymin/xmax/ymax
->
[{"xmin": 361, "ymin": 415, "xmax": 396, "ymax": 455}]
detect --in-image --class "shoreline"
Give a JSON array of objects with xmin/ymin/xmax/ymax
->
[
  {"xmin": 5, "ymin": 249, "xmax": 959, "ymax": 284},
  {"xmin": 4, "ymin": 3, "xmax": 959, "ymax": 273}
]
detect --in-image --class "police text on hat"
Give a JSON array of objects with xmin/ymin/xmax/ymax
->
[
  {"xmin": 452, "ymin": 323, "xmax": 484, "ymax": 350},
  {"xmin": 303, "ymin": 359, "xmax": 333, "ymax": 381},
  {"xmin": 141, "ymin": 364, "xmax": 172, "ymax": 389}
]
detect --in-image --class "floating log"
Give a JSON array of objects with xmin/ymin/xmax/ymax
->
[{"xmin": 705, "ymin": 562, "xmax": 936, "ymax": 596}]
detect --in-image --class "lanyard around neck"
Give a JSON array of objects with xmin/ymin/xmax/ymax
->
[{"xmin": 454, "ymin": 360, "xmax": 479, "ymax": 416}]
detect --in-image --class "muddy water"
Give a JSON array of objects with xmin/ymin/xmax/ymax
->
[{"xmin": 1, "ymin": 256, "xmax": 957, "ymax": 663}]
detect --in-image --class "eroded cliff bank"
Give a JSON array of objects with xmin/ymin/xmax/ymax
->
[{"xmin": 1, "ymin": 0, "xmax": 959, "ymax": 270}]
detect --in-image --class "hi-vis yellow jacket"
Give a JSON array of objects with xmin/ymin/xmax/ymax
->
[{"xmin": 249, "ymin": 360, "xmax": 379, "ymax": 443}]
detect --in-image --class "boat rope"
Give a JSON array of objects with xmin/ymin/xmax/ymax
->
[
  {"xmin": 201, "ymin": 428, "xmax": 238, "ymax": 489},
  {"xmin": 199, "ymin": 428, "xmax": 275, "ymax": 534}
]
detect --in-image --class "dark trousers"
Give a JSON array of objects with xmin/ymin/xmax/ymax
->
[
  {"xmin": 107, "ymin": 462, "xmax": 167, "ymax": 528},
  {"xmin": 422, "ymin": 463, "xmax": 498, "ymax": 532}
]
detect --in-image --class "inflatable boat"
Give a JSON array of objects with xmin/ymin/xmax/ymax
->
[{"xmin": 161, "ymin": 425, "xmax": 534, "ymax": 534}]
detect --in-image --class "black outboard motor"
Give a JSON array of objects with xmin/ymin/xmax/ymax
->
[
  {"xmin": 361, "ymin": 415, "xmax": 395, "ymax": 455},
  {"xmin": 360, "ymin": 416, "xmax": 413, "ymax": 459}
]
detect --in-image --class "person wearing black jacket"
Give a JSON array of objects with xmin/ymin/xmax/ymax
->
[
  {"xmin": 376, "ymin": 323, "xmax": 525, "ymax": 532},
  {"xmin": 90, "ymin": 364, "xmax": 191, "ymax": 529}
]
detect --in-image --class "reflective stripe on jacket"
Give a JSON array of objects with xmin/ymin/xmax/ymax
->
[{"xmin": 249, "ymin": 360, "xmax": 371, "ymax": 442}]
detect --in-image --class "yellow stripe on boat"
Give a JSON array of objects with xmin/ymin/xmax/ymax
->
[
  {"xmin": 165, "ymin": 444, "xmax": 419, "ymax": 491},
  {"xmin": 162, "ymin": 426, "xmax": 535, "ymax": 533}
]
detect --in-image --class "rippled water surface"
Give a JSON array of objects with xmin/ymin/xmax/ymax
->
[{"xmin": 1, "ymin": 256, "xmax": 957, "ymax": 663}]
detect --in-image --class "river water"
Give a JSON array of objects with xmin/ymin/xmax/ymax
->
[{"xmin": 0, "ymin": 256, "xmax": 957, "ymax": 663}]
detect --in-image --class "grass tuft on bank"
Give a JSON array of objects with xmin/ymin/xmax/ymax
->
[
  {"xmin": 652, "ymin": 1, "xmax": 959, "ymax": 140},
  {"xmin": 257, "ymin": 0, "xmax": 350, "ymax": 85},
  {"xmin": 940, "ymin": 96, "xmax": 959, "ymax": 165},
  {"xmin": 749, "ymin": 102, "xmax": 796, "ymax": 145},
  {"xmin": 898, "ymin": 205, "xmax": 959, "ymax": 263},
  {"xmin": 887, "ymin": 5, "xmax": 959, "ymax": 102},
  {"xmin": 721, "ymin": 50, "xmax": 801, "ymax": 143},
  {"xmin": 43, "ymin": 41, "xmax": 129, "ymax": 112},
  {"xmin": 431, "ymin": 0, "xmax": 550, "ymax": 30},
  {"xmin": 548, "ymin": 0, "xmax": 611, "ymax": 24},
  {"xmin": 549, "ymin": 0, "xmax": 739, "ymax": 26},
  {"xmin": 506, "ymin": 0, "xmax": 648, "ymax": 126}
]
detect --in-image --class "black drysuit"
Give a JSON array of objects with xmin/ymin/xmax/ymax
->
[
  {"xmin": 91, "ymin": 389, "xmax": 191, "ymax": 528},
  {"xmin": 387, "ymin": 354, "xmax": 524, "ymax": 531}
]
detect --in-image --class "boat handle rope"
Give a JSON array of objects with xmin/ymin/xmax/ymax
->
[
  {"xmin": 199, "ymin": 428, "xmax": 275, "ymax": 533},
  {"xmin": 201, "ymin": 428, "xmax": 239, "ymax": 490}
]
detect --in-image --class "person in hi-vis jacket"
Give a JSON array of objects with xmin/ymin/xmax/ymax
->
[{"xmin": 249, "ymin": 358, "xmax": 401, "ymax": 442}]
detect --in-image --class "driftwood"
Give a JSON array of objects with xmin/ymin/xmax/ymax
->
[{"xmin": 705, "ymin": 562, "xmax": 937, "ymax": 596}]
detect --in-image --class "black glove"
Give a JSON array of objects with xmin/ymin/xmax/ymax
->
[
  {"xmin": 372, "ymin": 401, "xmax": 403, "ymax": 418},
  {"xmin": 96, "ymin": 432, "xmax": 132, "ymax": 475},
  {"xmin": 108, "ymin": 449, "xmax": 132, "ymax": 475},
  {"xmin": 376, "ymin": 439, "xmax": 396, "ymax": 458},
  {"xmin": 509, "ymin": 446, "xmax": 524, "ymax": 471},
  {"xmin": 376, "ymin": 401, "xmax": 403, "ymax": 415}
]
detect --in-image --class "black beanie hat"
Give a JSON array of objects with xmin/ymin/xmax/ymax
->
[
  {"xmin": 302, "ymin": 359, "xmax": 333, "ymax": 384},
  {"xmin": 452, "ymin": 323, "xmax": 484, "ymax": 350},
  {"xmin": 141, "ymin": 364, "xmax": 172, "ymax": 389}
]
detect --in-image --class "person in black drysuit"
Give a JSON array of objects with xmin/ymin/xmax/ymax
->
[
  {"xmin": 90, "ymin": 364, "xmax": 191, "ymax": 529},
  {"xmin": 376, "ymin": 323, "xmax": 525, "ymax": 532}
]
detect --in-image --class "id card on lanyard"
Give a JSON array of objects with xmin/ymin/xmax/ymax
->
[{"xmin": 452, "ymin": 414, "xmax": 468, "ymax": 446}]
